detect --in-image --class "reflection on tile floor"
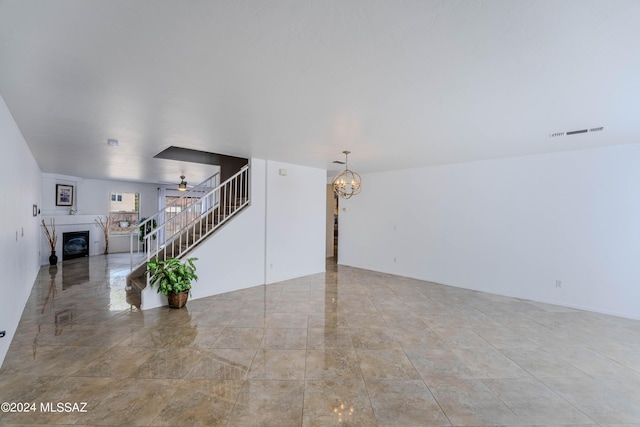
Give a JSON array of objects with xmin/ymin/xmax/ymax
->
[{"xmin": 1, "ymin": 254, "xmax": 640, "ymax": 426}]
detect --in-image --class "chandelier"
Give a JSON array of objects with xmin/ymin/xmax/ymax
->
[{"xmin": 332, "ymin": 151, "xmax": 361, "ymax": 199}]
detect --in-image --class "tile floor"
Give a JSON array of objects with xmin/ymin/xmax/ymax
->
[{"xmin": 1, "ymin": 254, "xmax": 640, "ymax": 426}]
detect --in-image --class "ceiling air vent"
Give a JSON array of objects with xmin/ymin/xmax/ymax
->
[{"xmin": 549, "ymin": 126, "xmax": 604, "ymax": 138}]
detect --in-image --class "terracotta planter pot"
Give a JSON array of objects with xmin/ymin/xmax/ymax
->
[{"xmin": 167, "ymin": 291, "xmax": 189, "ymax": 309}]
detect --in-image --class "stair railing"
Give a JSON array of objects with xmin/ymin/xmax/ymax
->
[
  {"xmin": 135, "ymin": 165, "xmax": 250, "ymax": 275},
  {"xmin": 130, "ymin": 171, "xmax": 220, "ymax": 267}
]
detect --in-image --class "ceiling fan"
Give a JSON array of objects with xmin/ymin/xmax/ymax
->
[
  {"xmin": 178, "ymin": 175, "xmax": 187, "ymax": 191},
  {"xmin": 157, "ymin": 175, "xmax": 192, "ymax": 191}
]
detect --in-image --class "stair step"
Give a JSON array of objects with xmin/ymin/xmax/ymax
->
[
  {"xmin": 126, "ymin": 168, "xmax": 251, "ymax": 303},
  {"xmin": 130, "ymin": 275, "xmax": 147, "ymax": 291},
  {"xmin": 126, "ymin": 200, "xmax": 250, "ymax": 292}
]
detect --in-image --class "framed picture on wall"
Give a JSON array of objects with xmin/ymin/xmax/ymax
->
[{"xmin": 56, "ymin": 184, "xmax": 74, "ymax": 206}]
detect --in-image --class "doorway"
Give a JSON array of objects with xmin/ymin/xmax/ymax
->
[{"xmin": 326, "ymin": 185, "xmax": 339, "ymax": 260}]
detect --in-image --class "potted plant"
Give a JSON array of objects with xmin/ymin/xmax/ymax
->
[
  {"xmin": 145, "ymin": 257, "xmax": 198, "ymax": 308},
  {"xmin": 41, "ymin": 218, "xmax": 58, "ymax": 265},
  {"xmin": 138, "ymin": 217, "xmax": 158, "ymax": 251}
]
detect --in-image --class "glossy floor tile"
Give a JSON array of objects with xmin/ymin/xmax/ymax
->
[{"xmin": 1, "ymin": 254, "xmax": 640, "ymax": 426}]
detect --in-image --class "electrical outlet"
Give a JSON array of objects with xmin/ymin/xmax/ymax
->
[{"xmin": 555, "ymin": 280, "xmax": 562, "ymax": 288}]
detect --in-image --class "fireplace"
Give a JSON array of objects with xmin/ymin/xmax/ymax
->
[{"xmin": 62, "ymin": 231, "xmax": 89, "ymax": 260}]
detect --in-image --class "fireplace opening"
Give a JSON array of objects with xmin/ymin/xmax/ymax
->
[{"xmin": 62, "ymin": 231, "xmax": 89, "ymax": 260}]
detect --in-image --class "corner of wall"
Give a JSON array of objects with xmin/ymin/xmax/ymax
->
[{"xmin": 0, "ymin": 95, "xmax": 43, "ymax": 366}]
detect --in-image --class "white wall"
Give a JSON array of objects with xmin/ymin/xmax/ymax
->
[
  {"xmin": 189, "ymin": 159, "xmax": 266, "ymax": 299},
  {"xmin": 142, "ymin": 159, "xmax": 326, "ymax": 309},
  {"xmin": 265, "ymin": 161, "xmax": 326, "ymax": 283},
  {"xmin": 340, "ymin": 144, "xmax": 640, "ymax": 319},
  {"xmin": 39, "ymin": 174, "xmax": 159, "ymax": 262},
  {"xmin": 0, "ymin": 95, "xmax": 42, "ymax": 365}
]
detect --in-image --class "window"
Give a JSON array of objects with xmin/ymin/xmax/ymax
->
[{"xmin": 109, "ymin": 192, "xmax": 140, "ymax": 234}]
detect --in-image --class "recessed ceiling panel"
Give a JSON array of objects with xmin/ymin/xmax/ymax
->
[{"xmin": 154, "ymin": 146, "xmax": 248, "ymax": 166}]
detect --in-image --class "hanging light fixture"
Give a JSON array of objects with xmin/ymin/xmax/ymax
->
[
  {"xmin": 178, "ymin": 175, "xmax": 187, "ymax": 191},
  {"xmin": 332, "ymin": 151, "xmax": 361, "ymax": 199}
]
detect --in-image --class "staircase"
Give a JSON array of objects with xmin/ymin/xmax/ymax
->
[{"xmin": 127, "ymin": 165, "xmax": 250, "ymax": 293}]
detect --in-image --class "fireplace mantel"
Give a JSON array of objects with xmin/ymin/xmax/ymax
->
[{"xmin": 41, "ymin": 215, "xmax": 106, "ymax": 226}]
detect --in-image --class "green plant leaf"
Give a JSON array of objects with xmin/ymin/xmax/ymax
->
[{"xmin": 146, "ymin": 257, "xmax": 198, "ymax": 298}]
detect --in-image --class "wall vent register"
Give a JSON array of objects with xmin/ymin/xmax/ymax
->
[{"xmin": 549, "ymin": 126, "xmax": 604, "ymax": 138}]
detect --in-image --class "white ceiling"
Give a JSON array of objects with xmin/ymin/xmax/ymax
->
[{"xmin": 1, "ymin": 0, "xmax": 639, "ymax": 185}]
